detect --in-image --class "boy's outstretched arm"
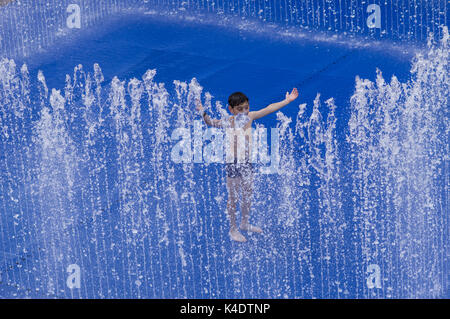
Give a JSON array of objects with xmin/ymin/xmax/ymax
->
[
  {"xmin": 249, "ymin": 88, "xmax": 299, "ymax": 120},
  {"xmin": 196, "ymin": 99, "xmax": 222, "ymax": 128}
]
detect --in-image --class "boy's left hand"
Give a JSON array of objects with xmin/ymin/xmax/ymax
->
[{"xmin": 285, "ymin": 88, "xmax": 299, "ymax": 103}]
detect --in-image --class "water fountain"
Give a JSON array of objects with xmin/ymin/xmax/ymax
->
[{"xmin": 0, "ymin": 1, "xmax": 448, "ymax": 298}]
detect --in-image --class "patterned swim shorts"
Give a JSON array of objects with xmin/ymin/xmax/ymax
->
[{"xmin": 225, "ymin": 160, "xmax": 253, "ymax": 178}]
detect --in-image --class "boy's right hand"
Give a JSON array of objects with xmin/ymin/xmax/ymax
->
[{"xmin": 195, "ymin": 99, "xmax": 204, "ymax": 114}]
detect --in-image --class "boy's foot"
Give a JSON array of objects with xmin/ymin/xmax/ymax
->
[
  {"xmin": 240, "ymin": 223, "xmax": 263, "ymax": 233},
  {"xmin": 229, "ymin": 229, "xmax": 247, "ymax": 242}
]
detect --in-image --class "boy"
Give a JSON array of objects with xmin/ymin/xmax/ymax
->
[{"xmin": 196, "ymin": 88, "xmax": 299, "ymax": 242}]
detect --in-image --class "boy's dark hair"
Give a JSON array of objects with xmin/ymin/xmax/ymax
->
[{"xmin": 228, "ymin": 92, "xmax": 249, "ymax": 108}]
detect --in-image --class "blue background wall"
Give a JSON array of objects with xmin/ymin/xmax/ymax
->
[{"xmin": 1, "ymin": 0, "xmax": 448, "ymax": 59}]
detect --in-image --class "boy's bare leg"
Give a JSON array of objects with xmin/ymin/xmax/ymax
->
[
  {"xmin": 226, "ymin": 176, "xmax": 239, "ymax": 229},
  {"xmin": 240, "ymin": 172, "xmax": 262, "ymax": 233},
  {"xmin": 226, "ymin": 175, "xmax": 246, "ymax": 242}
]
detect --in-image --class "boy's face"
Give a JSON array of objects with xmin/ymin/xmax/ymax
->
[{"xmin": 229, "ymin": 101, "xmax": 249, "ymax": 115}]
